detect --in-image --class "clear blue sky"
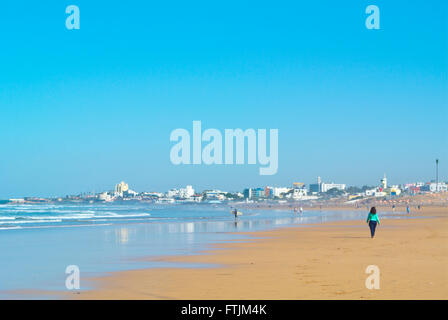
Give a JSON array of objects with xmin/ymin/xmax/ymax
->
[{"xmin": 0, "ymin": 1, "xmax": 447, "ymax": 198}]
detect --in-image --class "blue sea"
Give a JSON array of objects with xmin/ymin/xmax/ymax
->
[{"xmin": 0, "ymin": 203, "xmax": 408, "ymax": 299}]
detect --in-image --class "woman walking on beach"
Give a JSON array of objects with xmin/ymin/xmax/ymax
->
[{"xmin": 366, "ymin": 207, "xmax": 380, "ymax": 238}]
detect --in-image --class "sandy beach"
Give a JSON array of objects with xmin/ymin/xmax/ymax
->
[{"xmin": 72, "ymin": 206, "xmax": 448, "ymax": 300}]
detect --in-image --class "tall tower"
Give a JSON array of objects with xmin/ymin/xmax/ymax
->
[
  {"xmin": 317, "ymin": 176, "xmax": 322, "ymax": 192},
  {"xmin": 436, "ymin": 159, "xmax": 439, "ymax": 191},
  {"xmin": 381, "ymin": 174, "xmax": 387, "ymax": 189}
]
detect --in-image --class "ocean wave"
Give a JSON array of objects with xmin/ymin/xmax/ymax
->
[
  {"xmin": 0, "ymin": 219, "xmax": 62, "ymax": 224},
  {"xmin": 2, "ymin": 223, "xmax": 113, "ymax": 230},
  {"xmin": 1, "ymin": 209, "xmax": 98, "ymax": 214},
  {"xmin": 0, "ymin": 212, "xmax": 152, "ymax": 226},
  {"xmin": 93, "ymin": 213, "xmax": 151, "ymax": 219},
  {"xmin": 0, "ymin": 212, "xmax": 151, "ymax": 220},
  {"xmin": 0, "ymin": 226, "xmax": 22, "ymax": 230}
]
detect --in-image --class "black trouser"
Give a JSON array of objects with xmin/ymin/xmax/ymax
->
[{"xmin": 369, "ymin": 221, "xmax": 377, "ymax": 237}]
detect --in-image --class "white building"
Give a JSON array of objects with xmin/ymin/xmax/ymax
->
[
  {"xmin": 272, "ymin": 187, "xmax": 291, "ymax": 198},
  {"xmin": 290, "ymin": 187, "xmax": 308, "ymax": 200},
  {"xmin": 166, "ymin": 185, "xmax": 195, "ymax": 199},
  {"xmin": 204, "ymin": 190, "xmax": 225, "ymax": 200},
  {"xmin": 166, "ymin": 189, "xmax": 178, "ymax": 198},
  {"xmin": 180, "ymin": 185, "xmax": 195, "ymax": 198},
  {"xmin": 98, "ymin": 192, "xmax": 113, "ymax": 201},
  {"xmin": 191, "ymin": 194, "xmax": 203, "ymax": 202},
  {"xmin": 124, "ymin": 189, "xmax": 138, "ymax": 197},
  {"xmin": 321, "ymin": 183, "xmax": 346, "ymax": 193},
  {"xmin": 365, "ymin": 188, "xmax": 386, "ymax": 197},
  {"xmin": 115, "ymin": 181, "xmax": 129, "ymax": 195},
  {"xmin": 430, "ymin": 182, "xmax": 447, "ymax": 192}
]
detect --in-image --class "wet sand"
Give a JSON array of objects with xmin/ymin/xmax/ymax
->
[{"xmin": 75, "ymin": 206, "xmax": 448, "ymax": 300}]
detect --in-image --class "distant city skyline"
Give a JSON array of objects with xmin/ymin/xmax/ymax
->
[
  {"xmin": 0, "ymin": 1, "xmax": 446, "ymax": 198},
  {"xmin": 2, "ymin": 170, "xmax": 446, "ymax": 199}
]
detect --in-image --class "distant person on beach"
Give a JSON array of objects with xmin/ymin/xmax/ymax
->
[
  {"xmin": 366, "ymin": 207, "xmax": 380, "ymax": 238},
  {"xmin": 299, "ymin": 207, "xmax": 303, "ymax": 214},
  {"xmin": 406, "ymin": 205, "xmax": 410, "ymax": 214},
  {"xmin": 392, "ymin": 204, "xmax": 396, "ymax": 212}
]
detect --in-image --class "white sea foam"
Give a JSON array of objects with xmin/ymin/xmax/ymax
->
[
  {"xmin": 93, "ymin": 213, "xmax": 151, "ymax": 218},
  {"xmin": 0, "ymin": 204, "xmax": 156, "ymax": 229},
  {"xmin": 5, "ymin": 223, "xmax": 113, "ymax": 230},
  {"xmin": 0, "ymin": 219, "xmax": 62, "ymax": 224},
  {"xmin": 0, "ymin": 226, "xmax": 22, "ymax": 230},
  {"xmin": 0, "ymin": 211, "xmax": 152, "ymax": 227}
]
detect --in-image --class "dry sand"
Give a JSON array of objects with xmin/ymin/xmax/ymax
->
[{"xmin": 74, "ymin": 206, "xmax": 448, "ymax": 300}]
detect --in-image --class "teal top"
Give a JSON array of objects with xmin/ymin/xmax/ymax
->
[{"xmin": 366, "ymin": 213, "xmax": 380, "ymax": 224}]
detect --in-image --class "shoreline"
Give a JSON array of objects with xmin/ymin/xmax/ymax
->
[{"xmin": 67, "ymin": 206, "xmax": 447, "ymax": 300}]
